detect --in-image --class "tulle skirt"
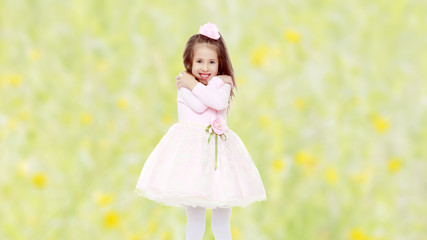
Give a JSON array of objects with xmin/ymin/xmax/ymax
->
[{"xmin": 135, "ymin": 122, "xmax": 267, "ymax": 209}]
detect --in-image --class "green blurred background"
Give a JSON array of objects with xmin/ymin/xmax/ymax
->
[{"xmin": 1, "ymin": 0, "xmax": 426, "ymax": 239}]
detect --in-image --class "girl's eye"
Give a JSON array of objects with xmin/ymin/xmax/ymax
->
[
  {"xmin": 210, "ymin": 61, "xmax": 215, "ymax": 64},
  {"xmin": 197, "ymin": 60, "xmax": 202, "ymax": 63}
]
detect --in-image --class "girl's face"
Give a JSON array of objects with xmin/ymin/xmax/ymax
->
[{"xmin": 191, "ymin": 44, "xmax": 218, "ymax": 83}]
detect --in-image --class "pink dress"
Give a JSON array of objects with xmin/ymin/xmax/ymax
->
[{"xmin": 135, "ymin": 77, "xmax": 267, "ymax": 209}]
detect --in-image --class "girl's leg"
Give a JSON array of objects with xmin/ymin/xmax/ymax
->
[
  {"xmin": 211, "ymin": 207, "xmax": 232, "ymax": 240},
  {"xmin": 185, "ymin": 206, "xmax": 206, "ymax": 240}
]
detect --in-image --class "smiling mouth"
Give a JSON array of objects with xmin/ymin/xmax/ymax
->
[{"xmin": 199, "ymin": 73, "xmax": 210, "ymax": 80}]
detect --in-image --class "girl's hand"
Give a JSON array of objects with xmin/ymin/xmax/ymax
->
[
  {"xmin": 176, "ymin": 71, "xmax": 198, "ymax": 90},
  {"xmin": 216, "ymin": 75, "xmax": 234, "ymax": 89}
]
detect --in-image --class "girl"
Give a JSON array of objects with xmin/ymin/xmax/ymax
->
[{"xmin": 135, "ymin": 22, "xmax": 267, "ymax": 240}]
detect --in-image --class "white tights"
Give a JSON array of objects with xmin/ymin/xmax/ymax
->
[{"xmin": 185, "ymin": 206, "xmax": 232, "ymax": 240}]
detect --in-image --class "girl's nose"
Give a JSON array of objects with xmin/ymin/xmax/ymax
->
[{"xmin": 202, "ymin": 63, "xmax": 208, "ymax": 71}]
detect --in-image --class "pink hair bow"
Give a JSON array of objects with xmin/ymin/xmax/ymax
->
[{"xmin": 199, "ymin": 22, "xmax": 220, "ymax": 40}]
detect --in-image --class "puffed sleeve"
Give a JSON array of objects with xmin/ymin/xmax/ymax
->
[
  {"xmin": 177, "ymin": 88, "xmax": 208, "ymax": 113},
  {"xmin": 191, "ymin": 77, "xmax": 231, "ymax": 111}
]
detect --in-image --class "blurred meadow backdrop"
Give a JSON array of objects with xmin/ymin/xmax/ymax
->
[{"xmin": 1, "ymin": 0, "xmax": 427, "ymax": 239}]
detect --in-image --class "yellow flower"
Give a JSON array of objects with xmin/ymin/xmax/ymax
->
[
  {"xmin": 388, "ymin": 158, "xmax": 402, "ymax": 173},
  {"xmin": 259, "ymin": 115, "xmax": 271, "ymax": 128},
  {"xmin": 96, "ymin": 193, "xmax": 114, "ymax": 206},
  {"xmin": 295, "ymin": 151, "xmax": 317, "ymax": 175},
  {"xmin": 147, "ymin": 220, "xmax": 158, "ymax": 234},
  {"xmin": 161, "ymin": 230, "xmax": 172, "ymax": 240},
  {"xmin": 294, "ymin": 97, "xmax": 306, "ymax": 110},
  {"xmin": 349, "ymin": 228, "xmax": 367, "ymax": 240},
  {"xmin": 29, "ymin": 49, "xmax": 41, "ymax": 61},
  {"xmin": 231, "ymin": 227, "xmax": 242, "ymax": 239},
  {"xmin": 32, "ymin": 172, "xmax": 47, "ymax": 189},
  {"xmin": 349, "ymin": 228, "xmax": 379, "ymax": 240},
  {"xmin": 325, "ymin": 167, "xmax": 338, "ymax": 185},
  {"xmin": 295, "ymin": 151, "xmax": 314, "ymax": 166},
  {"xmin": 10, "ymin": 74, "xmax": 22, "ymax": 87},
  {"xmin": 116, "ymin": 97, "xmax": 129, "ymax": 109},
  {"xmin": 250, "ymin": 45, "xmax": 268, "ymax": 67},
  {"xmin": 283, "ymin": 30, "xmax": 301, "ymax": 43},
  {"xmin": 272, "ymin": 158, "xmax": 285, "ymax": 173},
  {"xmin": 162, "ymin": 113, "xmax": 173, "ymax": 125},
  {"xmin": 103, "ymin": 210, "xmax": 119, "ymax": 228},
  {"xmin": 80, "ymin": 113, "xmax": 93, "ymax": 125},
  {"xmin": 372, "ymin": 115, "xmax": 389, "ymax": 133}
]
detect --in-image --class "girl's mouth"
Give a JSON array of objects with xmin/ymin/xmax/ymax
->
[{"xmin": 199, "ymin": 73, "xmax": 210, "ymax": 80}]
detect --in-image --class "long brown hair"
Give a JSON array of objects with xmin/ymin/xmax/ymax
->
[{"xmin": 182, "ymin": 34, "xmax": 236, "ymax": 104}]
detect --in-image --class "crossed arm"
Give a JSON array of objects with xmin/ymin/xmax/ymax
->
[
  {"xmin": 178, "ymin": 88, "xmax": 208, "ymax": 113},
  {"xmin": 176, "ymin": 72, "xmax": 233, "ymax": 112}
]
